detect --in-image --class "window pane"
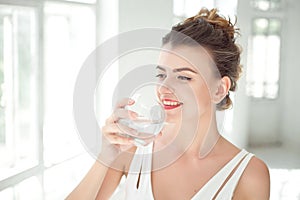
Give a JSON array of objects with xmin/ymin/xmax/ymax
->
[
  {"xmin": 269, "ymin": 19, "xmax": 281, "ymax": 35},
  {"xmin": 251, "ymin": 0, "xmax": 282, "ymax": 11},
  {"xmin": 247, "ymin": 18, "xmax": 281, "ymax": 99},
  {"xmin": 0, "ymin": 5, "xmax": 38, "ymax": 181},
  {"xmin": 253, "ymin": 18, "xmax": 269, "ymax": 35},
  {"xmin": 251, "ymin": 0, "xmax": 270, "ymax": 11},
  {"xmin": 247, "ymin": 35, "xmax": 267, "ymax": 97},
  {"xmin": 270, "ymin": 0, "xmax": 281, "ymax": 10},
  {"xmin": 43, "ymin": 2, "xmax": 96, "ymax": 166},
  {"xmin": 265, "ymin": 35, "xmax": 280, "ymax": 83}
]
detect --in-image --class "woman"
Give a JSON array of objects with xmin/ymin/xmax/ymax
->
[{"xmin": 67, "ymin": 8, "xmax": 270, "ymax": 200}]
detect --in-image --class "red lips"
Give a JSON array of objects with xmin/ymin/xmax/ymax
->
[{"xmin": 161, "ymin": 98, "xmax": 182, "ymax": 110}]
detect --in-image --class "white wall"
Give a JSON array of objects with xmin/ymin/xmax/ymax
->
[
  {"xmin": 117, "ymin": 0, "xmax": 174, "ymax": 80},
  {"xmin": 119, "ymin": 0, "xmax": 173, "ymax": 32},
  {"xmin": 248, "ymin": 100, "xmax": 281, "ymax": 145},
  {"xmin": 229, "ymin": 0, "xmax": 252, "ymax": 149},
  {"xmin": 280, "ymin": 0, "xmax": 300, "ymax": 151}
]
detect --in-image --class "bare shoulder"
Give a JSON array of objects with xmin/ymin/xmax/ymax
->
[{"xmin": 233, "ymin": 156, "xmax": 270, "ymax": 200}]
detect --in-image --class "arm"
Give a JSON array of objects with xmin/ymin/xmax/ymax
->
[
  {"xmin": 95, "ymin": 145, "xmax": 137, "ymax": 200},
  {"xmin": 67, "ymin": 98, "xmax": 138, "ymax": 199},
  {"xmin": 66, "ymin": 161, "xmax": 112, "ymax": 200},
  {"xmin": 233, "ymin": 157, "xmax": 270, "ymax": 200},
  {"xmin": 66, "ymin": 148, "xmax": 138, "ymax": 200},
  {"xmin": 95, "ymin": 166, "xmax": 125, "ymax": 199}
]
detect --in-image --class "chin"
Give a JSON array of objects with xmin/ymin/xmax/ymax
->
[{"xmin": 164, "ymin": 107, "xmax": 182, "ymax": 122}]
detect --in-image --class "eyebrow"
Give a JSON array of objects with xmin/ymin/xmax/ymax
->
[{"xmin": 156, "ymin": 65, "xmax": 198, "ymax": 74}]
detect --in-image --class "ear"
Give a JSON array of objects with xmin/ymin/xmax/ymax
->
[{"xmin": 211, "ymin": 76, "xmax": 231, "ymax": 104}]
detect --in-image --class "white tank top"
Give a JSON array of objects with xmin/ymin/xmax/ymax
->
[{"xmin": 110, "ymin": 142, "xmax": 254, "ymax": 200}]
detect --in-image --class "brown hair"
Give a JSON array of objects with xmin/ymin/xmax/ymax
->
[{"xmin": 162, "ymin": 8, "xmax": 242, "ymax": 110}]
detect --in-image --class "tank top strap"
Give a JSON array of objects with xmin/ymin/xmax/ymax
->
[
  {"xmin": 122, "ymin": 142, "xmax": 154, "ymax": 200},
  {"xmin": 215, "ymin": 152, "xmax": 254, "ymax": 199},
  {"xmin": 125, "ymin": 142, "xmax": 154, "ymax": 191},
  {"xmin": 192, "ymin": 149, "xmax": 250, "ymax": 199}
]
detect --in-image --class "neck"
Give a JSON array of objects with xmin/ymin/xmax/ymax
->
[
  {"xmin": 153, "ymin": 107, "xmax": 221, "ymax": 159},
  {"xmin": 184, "ymin": 108, "xmax": 220, "ymax": 158}
]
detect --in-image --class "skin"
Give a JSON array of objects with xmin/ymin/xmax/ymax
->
[{"xmin": 67, "ymin": 45, "xmax": 270, "ymax": 200}]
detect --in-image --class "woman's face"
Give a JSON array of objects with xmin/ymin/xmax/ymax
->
[{"xmin": 156, "ymin": 45, "xmax": 219, "ymax": 124}]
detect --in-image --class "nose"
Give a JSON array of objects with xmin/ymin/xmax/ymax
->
[{"xmin": 156, "ymin": 80, "xmax": 174, "ymax": 95}]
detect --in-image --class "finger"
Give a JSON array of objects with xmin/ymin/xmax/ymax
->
[
  {"xmin": 105, "ymin": 108, "xmax": 138, "ymax": 125},
  {"xmin": 114, "ymin": 109, "xmax": 138, "ymax": 119},
  {"xmin": 106, "ymin": 109, "xmax": 138, "ymax": 124},
  {"xmin": 119, "ymin": 144, "xmax": 135, "ymax": 151},
  {"xmin": 105, "ymin": 133, "xmax": 134, "ymax": 145},
  {"xmin": 114, "ymin": 98, "xmax": 135, "ymax": 109},
  {"xmin": 102, "ymin": 123, "xmax": 138, "ymax": 137}
]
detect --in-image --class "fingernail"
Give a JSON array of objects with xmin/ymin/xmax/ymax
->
[{"xmin": 128, "ymin": 99, "xmax": 135, "ymax": 104}]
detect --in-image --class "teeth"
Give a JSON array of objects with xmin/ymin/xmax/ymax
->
[{"xmin": 163, "ymin": 100, "xmax": 181, "ymax": 106}]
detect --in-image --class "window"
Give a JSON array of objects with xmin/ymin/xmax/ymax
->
[
  {"xmin": 0, "ymin": 0, "xmax": 97, "ymax": 199},
  {"xmin": 251, "ymin": 0, "xmax": 282, "ymax": 11},
  {"xmin": 0, "ymin": 4, "xmax": 39, "ymax": 182},
  {"xmin": 246, "ymin": 18, "xmax": 281, "ymax": 99},
  {"xmin": 246, "ymin": 0, "xmax": 283, "ymax": 99}
]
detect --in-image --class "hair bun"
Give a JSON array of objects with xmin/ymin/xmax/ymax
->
[{"xmin": 185, "ymin": 8, "xmax": 238, "ymax": 40}]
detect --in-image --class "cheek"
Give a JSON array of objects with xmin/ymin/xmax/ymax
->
[
  {"xmin": 195, "ymin": 85, "xmax": 212, "ymax": 107},
  {"xmin": 181, "ymin": 83, "xmax": 212, "ymax": 118}
]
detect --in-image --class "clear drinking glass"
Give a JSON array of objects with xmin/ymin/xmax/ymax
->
[{"xmin": 117, "ymin": 85, "xmax": 165, "ymax": 147}]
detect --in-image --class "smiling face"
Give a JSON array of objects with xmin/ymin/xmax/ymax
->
[{"xmin": 156, "ymin": 45, "xmax": 219, "ymax": 125}]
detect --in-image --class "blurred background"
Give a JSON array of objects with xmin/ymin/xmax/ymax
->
[{"xmin": 0, "ymin": 0, "xmax": 299, "ymax": 199}]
